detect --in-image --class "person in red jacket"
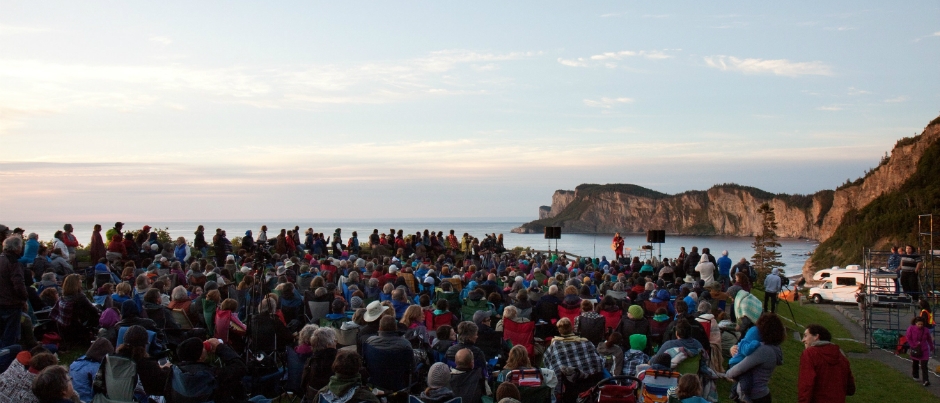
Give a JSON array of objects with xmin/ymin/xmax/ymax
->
[{"xmin": 798, "ymin": 324, "xmax": 855, "ymax": 403}]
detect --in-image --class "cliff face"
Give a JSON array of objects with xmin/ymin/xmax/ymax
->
[
  {"xmin": 514, "ymin": 116, "xmax": 940, "ymax": 278},
  {"xmin": 515, "ymin": 185, "xmax": 828, "ymax": 238}
]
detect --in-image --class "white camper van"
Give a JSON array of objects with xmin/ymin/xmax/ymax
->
[
  {"xmin": 812, "ymin": 265, "xmax": 863, "ymax": 282},
  {"xmin": 809, "ymin": 271, "xmax": 896, "ymax": 304}
]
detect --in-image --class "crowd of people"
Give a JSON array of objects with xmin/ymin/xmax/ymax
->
[{"xmin": 0, "ymin": 223, "xmax": 861, "ymax": 403}]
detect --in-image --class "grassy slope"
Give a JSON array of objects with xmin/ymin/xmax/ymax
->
[
  {"xmin": 811, "ymin": 131, "xmax": 940, "ymax": 268},
  {"xmin": 715, "ymin": 290, "xmax": 938, "ymax": 402}
]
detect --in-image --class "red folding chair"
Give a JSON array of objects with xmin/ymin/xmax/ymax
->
[
  {"xmin": 558, "ymin": 305, "xmax": 580, "ymax": 324},
  {"xmin": 503, "ymin": 319, "xmax": 536, "ymax": 356},
  {"xmin": 425, "ymin": 310, "xmax": 455, "ymax": 331}
]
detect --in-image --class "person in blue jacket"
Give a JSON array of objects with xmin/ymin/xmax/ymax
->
[
  {"xmin": 68, "ymin": 337, "xmax": 114, "ymax": 403},
  {"xmin": 18, "ymin": 233, "xmax": 40, "ymax": 265}
]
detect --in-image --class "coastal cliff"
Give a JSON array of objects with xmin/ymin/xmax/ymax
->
[{"xmin": 516, "ymin": 115, "xmax": 940, "ymax": 277}]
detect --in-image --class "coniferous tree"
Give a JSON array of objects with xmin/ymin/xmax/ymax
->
[{"xmin": 752, "ymin": 202, "xmax": 786, "ymax": 283}]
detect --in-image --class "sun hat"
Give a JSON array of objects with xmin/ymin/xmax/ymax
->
[
  {"xmin": 277, "ymin": 266, "xmax": 287, "ymax": 276},
  {"xmin": 389, "ymin": 265, "xmax": 399, "ymax": 273},
  {"xmin": 683, "ymin": 275, "xmax": 695, "ymax": 283},
  {"xmin": 363, "ymin": 301, "xmax": 389, "ymax": 322},
  {"xmin": 424, "ymin": 276, "xmax": 435, "ymax": 285}
]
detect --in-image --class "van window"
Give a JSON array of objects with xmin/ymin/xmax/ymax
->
[
  {"xmin": 836, "ymin": 277, "xmax": 857, "ymax": 286},
  {"xmin": 820, "ymin": 273, "xmax": 830, "ymax": 278}
]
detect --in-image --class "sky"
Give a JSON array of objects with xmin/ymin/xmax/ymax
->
[{"xmin": 1, "ymin": 2, "xmax": 939, "ymax": 222}]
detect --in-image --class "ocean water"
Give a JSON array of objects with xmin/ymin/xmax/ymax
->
[{"xmin": 9, "ymin": 221, "xmax": 817, "ymax": 272}]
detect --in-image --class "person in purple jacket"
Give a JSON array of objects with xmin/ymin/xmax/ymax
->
[{"xmin": 907, "ymin": 316, "xmax": 935, "ymax": 386}]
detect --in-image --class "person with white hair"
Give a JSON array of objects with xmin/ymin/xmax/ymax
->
[{"xmin": 717, "ymin": 250, "xmax": 733, "ymax": 290}]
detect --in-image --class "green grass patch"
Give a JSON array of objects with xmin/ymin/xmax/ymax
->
[{"xmin": 750, "ymin": 289, "xmax": 867, "ymax": 353}]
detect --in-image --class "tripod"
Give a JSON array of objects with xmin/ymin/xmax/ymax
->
[{"xmin": 776, "ymin": 283, "xmax": 798, "ymax": 327}]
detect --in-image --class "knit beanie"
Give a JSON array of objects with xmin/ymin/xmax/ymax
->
[
  {"xmin": 427, "ymin": 362, "xmax": 451, "ymax": 389},
  {"xmin": 629, "ymin": 334, "xmax": 648, "ymax": 351},
  {"xmin": 628, "ymin": 305, "xmax": 644, "ymax": 319},
  {"xmin": 472, "ymin": 310, "xmax": 490, "ymax": 325},
  {"xmin": 350, "ymin": 296, "xmax": 364, "ymax": 310},
  {"xmin": 177, "ymin": 338, "xmax": 204, "ymax": 362},
  {"xmin": 123, "ymin": 325, "xmax": 149, "ymax": 347}
]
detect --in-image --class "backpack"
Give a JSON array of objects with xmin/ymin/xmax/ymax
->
[
  {"xmin": 92, "ymin": 355, "xmax": 138, "ymax": 403},
  {"xmin": 747, "ymin": 265, "xmax": 757, "ymax": 282},
  {"xmin": 168, "ymin": 364, "xmax": 217, "ymax": 403}
]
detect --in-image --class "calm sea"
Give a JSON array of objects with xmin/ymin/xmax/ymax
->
[{"xmin": 10, "ymin": 221, "xmax": 817, "ymax": 273}]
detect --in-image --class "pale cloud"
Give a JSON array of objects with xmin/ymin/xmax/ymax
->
[
  {"xmin": 703, "ymin": 55, "xmax": 833, "ymax": 77},
  {"xmin": 583, "ymin": 97, "xmax": 634, "ymax": 108},
  {"xmin": 600, "ymin": 13, "xmax": 621, "ymax": 18},
  {"xmin": 915, "ymin": 31, "xmax": 940, "ymax": 42},
  {"xmin": 149, "ymin": 36, "xmax": 172, "ymax": 46},
  {"xmin": 559, "ymin": 49, "xmax": 673, "ymax": 68},
  {"xmin": 816, "ymin": 105, "xmax": 844, "ymax": 111},
  {"xmin": 847, "ymin": 87, "xmax": 870, "ymax": 96},
  {"xmin": 825, "ymin": 26, "xmax": 856, "ymax": 31},
  {"xmin": 883, "ymin": 96, "xmax": 908, "ymax": 103},
  {"xmin": 0, "ymin": 49, "xmax": 539, "ymax": 116}
]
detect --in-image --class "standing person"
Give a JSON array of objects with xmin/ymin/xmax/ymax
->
[
  {"xmin": 684, "ymin": 247, "xmax": 701, "ymax": 280},
  {"xmin": 105, "ymin": 222, "xmax": 124, "ymax": 244},
  {"xmin": 89, "ymin": 224, "xmax": 107, "ymax": 266},
  {"xmin": 0, "ymin": 236, "xmax": 28, "ymax": 348},
  {"xmin": 899, "ymin": 245, "xmax": 923, "ymax": 300},
  {"xmin": 242, "ymin": 230, "xmax": 255, "ymax": 253},
  {"xmin": 907, "ymin": 316, "xmax": 934, "ymax": 386},
  {"xmin": 612, "ymin": 233, "xmax": 625, "ymax": 261},
  {"xmin": 717, "ymin": 250, "xmax": 732, "ymax": 290},
  {"xmin": 257, "ymin": 225, "xmax": 269, "ymax": 247},
  {"xmin": 694, "ymin": 254, "xmax": 716, "ymax": 284},
  {"xmin": 798, "ymin": 324, "xmax": 855, "ymax": 402},
  {"xmin": 51, "ymin": 231, "xmax": 70, "ymax": 263},
  {"xmin": 725, "ymin": 313, "xmax": 785, "ymax": 403},
  {"xmin": 763, "ymin": 268, "xmax": 782, "ymax": 313},
  {"xmin": 194, "ymin": 225, "xmax": 208, "ymax": 259},
  {"xmin": 62, "ymin": 224, "xmax": 80, "ymax": 266},
  {"xmin": 174, "ymin": 237, "xmax": 191, "ymax": 264}
]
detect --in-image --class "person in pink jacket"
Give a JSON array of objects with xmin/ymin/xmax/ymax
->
[{"xmin": 906, "ymin": 316, "xmax": 935, "ymax": 386}]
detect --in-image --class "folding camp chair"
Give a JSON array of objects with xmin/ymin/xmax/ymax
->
[
  {"xmin": 170, "ymin": 309, "xmax": 193, "ymax": 330},
  {"xmin": 307, "ymin": 301, "xmax": 330, "ymax": 324}
]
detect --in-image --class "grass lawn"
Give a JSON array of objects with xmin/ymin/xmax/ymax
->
[{"xmin": 714, "ymin": 290, "xmax": 938, "ymax": 402}]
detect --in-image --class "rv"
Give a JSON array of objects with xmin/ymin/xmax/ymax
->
[
  {"xmin": 812, "ymin": 265, "xmax": 863, "ymax": 282},
  {"xmin": 809, "ymin": 271, "xmax": 896, "ymax": 304}
]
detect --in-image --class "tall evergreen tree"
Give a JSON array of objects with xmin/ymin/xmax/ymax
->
[{"xmin": 752, "ymin": 202, "xmax": 786, "ymax": 282}]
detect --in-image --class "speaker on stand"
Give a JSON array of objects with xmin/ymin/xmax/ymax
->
[{"xmin": 646, "ymin": 229, "xmax": 666, "ymax": 260}]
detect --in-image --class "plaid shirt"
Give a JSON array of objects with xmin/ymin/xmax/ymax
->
[
  {"xmin": 623, "ymin": 349, "xmax": 649, "ymax": 377},
  {"xmin": 734, "ymin": 291, "xmax": 763, "ymax": 323},
  {"xmin": 544, "ymin": 334, "xmax": 605, "ymax": 392}
]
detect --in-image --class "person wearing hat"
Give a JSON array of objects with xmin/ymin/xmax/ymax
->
[
  {"xmin": 356, "ymin": 301, "xmax": 391, "ymax": 354},
  {"xmin": 165, "ymin": 337, "xmax": 247, "ymax": 403},
  {"xmin": 420, "ymin": 362, "xmax": 455, "ymax": 403},
  {"xmin": 618, "ymin": 304, "xmax": 653, "ymax": 354}
]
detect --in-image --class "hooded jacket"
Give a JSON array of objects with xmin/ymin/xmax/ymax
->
[
  {"xmin": 797, "ymin": 341, "xmax": 855, "ymax": 403},
  {"xmin": 763, "ymin": 268, "xmax": 783, "ymax": 293}
]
